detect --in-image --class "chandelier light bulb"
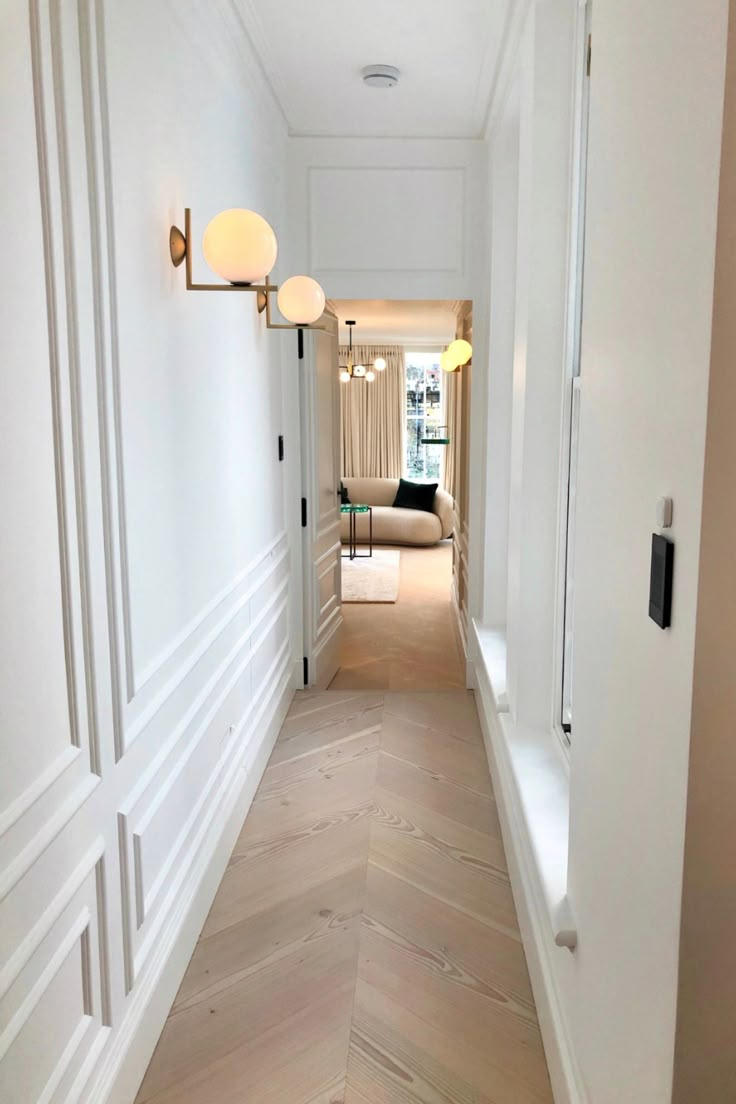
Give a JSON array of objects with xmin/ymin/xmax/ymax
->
[
  {"xmin": 374, "ymin": 357, "xmax": 386, "ymax": 371},
  {"xmin": 365, "ymin": 370, "xmax": 376, "ymax": 382},
  {"xmin": 339, "ymin": 369, "xmax": 351, "ymax": 383},
  {"xmin": 447, "ymin": 338, "xmax": 473, "ymax": 366},
  {"xmin": 202, "ymin": 208, "xmax": 277, "ymax": 284},
  {"xmin": 277, "ymin": 275, "xmax": 326, "ymax": 325}
]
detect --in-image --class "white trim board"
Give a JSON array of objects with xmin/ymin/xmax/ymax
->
[{"xmin": 469, "ymin": 625, "xmax": 587, "ymax": 1104}]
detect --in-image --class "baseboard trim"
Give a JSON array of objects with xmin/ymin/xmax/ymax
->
[
  {"xmin": 471, "ymin": 655, "xmax": 587, "ymax": 1104},
  {"xmin": 89, "ymin": 662, "xmax": 294, "ymax": 1104}
]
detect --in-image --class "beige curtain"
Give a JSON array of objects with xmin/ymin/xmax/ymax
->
[{"xmin": 340, "ymin": 345, "xmax": 405, "ymax": 478}]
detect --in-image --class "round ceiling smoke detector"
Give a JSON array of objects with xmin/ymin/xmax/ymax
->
[{"xmin": 362, "ymin": 64, "xmax": 400, "ymax": 89}]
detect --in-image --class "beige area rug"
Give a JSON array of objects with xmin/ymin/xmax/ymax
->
[{"xmin": 342, "ymin": 548, "xmax": 401, "ymax": 603}]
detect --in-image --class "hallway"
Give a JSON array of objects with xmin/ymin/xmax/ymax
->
[{"xmin": 135, "ymin": 691, "xmax": 552, "ymax": 1103}]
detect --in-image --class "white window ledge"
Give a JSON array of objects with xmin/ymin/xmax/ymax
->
[
  {"xmin": 471, "ymin": 621, "xmax": 577, "ymax": 951},
  {"xmin": 472, "ymin": 625, "xmax": 509, "ymax": 710}
]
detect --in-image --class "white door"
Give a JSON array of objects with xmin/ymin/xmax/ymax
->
[{"xmin": 300, "ymin": 312, "xmax": 343, "ymax": 687}]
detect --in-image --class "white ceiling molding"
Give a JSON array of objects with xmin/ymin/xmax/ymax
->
[
  {"xmin": 483, "ymin": 0, "xmax": 534, "ymax": 139},
  {"xmin": 334, "ymin": 299, "xmax": 459, "ymax": 345},
  {"xmin": 227, "ymin": 0, "xmax": 292, "ymax": 132},
  {"xmin": 232, "ymin": 0, "xmax": 513, "ymax": 139}
]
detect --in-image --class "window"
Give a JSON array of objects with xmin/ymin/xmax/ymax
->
[
  {"xmin": 405, "ymin": 352, "xmax": 443, "ymax": 482},
  {"xmin": 556, "ymin": 4, "xmax": 592, "ymax": 745}
]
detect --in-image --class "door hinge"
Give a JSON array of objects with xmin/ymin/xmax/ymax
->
[
  {"xmin": 297, "ymin": 328, "xmax": 304, "ymax": 360},
  {"xmin": 303, "ymin": 656, "xmax": 309, "ymax": 684},
  {"xmin": 586, "ymin": 34, "xmax": 592, "ymax": 77},
  {"xmin": 301, "ymin": 497, "xmax": 308, "ymax": 527}
]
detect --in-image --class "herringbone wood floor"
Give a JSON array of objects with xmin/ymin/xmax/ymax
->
[{"xmin": 135, "ymin": 691, "xmax": 552, "ymax": 1103}]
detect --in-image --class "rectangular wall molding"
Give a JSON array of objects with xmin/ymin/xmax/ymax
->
[{"xmin": 307, "ymin": 166, "xmax": 466, "ymax": 275}]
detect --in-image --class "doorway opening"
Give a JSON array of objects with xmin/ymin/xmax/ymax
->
[{"xmin": 301, "ymin": 298, "xmax": 472, "ymax": 692}]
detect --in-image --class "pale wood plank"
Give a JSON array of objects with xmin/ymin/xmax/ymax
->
[{"xmin": 135, "ymin": 690, "xmax": 553, "ymax": 1104}]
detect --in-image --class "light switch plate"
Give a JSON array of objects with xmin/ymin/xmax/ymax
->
[{"xmin": 656, "ymin": 496, "xmax": 673, "ymax": 528}]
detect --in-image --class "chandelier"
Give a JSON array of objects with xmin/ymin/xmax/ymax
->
[{"xmin": 339, "ymin": 320, "xmax": 386, "ymax": 382}]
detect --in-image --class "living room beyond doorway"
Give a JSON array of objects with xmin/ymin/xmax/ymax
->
[
  {"xmin": 330, "ymin": 299, "xmax": 473, "ymax": 690},
  {"xmin": 331, "ymin": 542, "xmax": 464, "ymax": 690}
]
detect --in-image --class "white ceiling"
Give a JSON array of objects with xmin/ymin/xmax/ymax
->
[
  {"xmin": 332, "ymin": 300, "xmax": 460, "ymax": 345},
  {"xmin": 234, "ymin": 0, "xmax": 513, "ymax": 138}
]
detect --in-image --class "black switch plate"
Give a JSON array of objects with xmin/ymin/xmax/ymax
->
[
  {"xmin": 649, "ymin": 533, "xmax": 674, "ymax": 629},
  {"xmin": 278, "ymin": 435, "xmax": 284, "ymax": 462}
]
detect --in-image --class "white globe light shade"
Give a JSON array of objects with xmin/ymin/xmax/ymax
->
[
  {"xmin": 447, "ymin": 338, "xmax": 472, "ymax": 366},
  {"xmin": 440, "ymin": 349, "xmax": 459, "ymax": 373},
  {"xmin": 339, "ymin": 369, "xmax": 351, "ymax": 383},
  {"xmin": 202, "ymin": 209, "xmax": 277, "ymax": 284},
  {"xmin": 374, "ymin": 357, "xmax": 386, "ymax": 371},
  {"xmin": 353, "ymin": 364, "xmax": 366, "ymax": 377},
  {"xmin": 277, "ymin": 275, "xmax": 326, "ymax": 325},
  {"xmin": 365, "ymin": 370, "xmax": 376, "ymax": 382}
]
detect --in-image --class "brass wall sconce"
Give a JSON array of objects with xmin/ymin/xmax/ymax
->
[
  {"xmin": 440, "ymin": 339, "xmax": 473, "ymax": 373},
  {"xmin": 169, "ymin": 207, "xmax": 327, "ymax": 330}
]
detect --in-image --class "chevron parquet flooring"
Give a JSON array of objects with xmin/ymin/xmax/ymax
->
[{"xmin": 135, "ymin": 691, "xmax": 552, "ymax": 1104}]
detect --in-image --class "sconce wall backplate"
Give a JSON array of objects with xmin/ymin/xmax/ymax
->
[{"xmin": 169, "ymin": 225, "xmax": 187, "ymax": 267}]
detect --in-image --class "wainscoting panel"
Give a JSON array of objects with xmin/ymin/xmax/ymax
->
[
  {"xmin": 118, "ymin": 549, "xmax": 289, "ymax": 990},
  {"xmin": 1, "ymin": 2, "xmax": 297, "ymax": 1104},
  {"xmin": 0, "ymin": 841, "xmax": 110, "ymax": 1104}
]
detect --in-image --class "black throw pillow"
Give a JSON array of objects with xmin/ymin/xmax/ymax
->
[
  {"xmin": 392, "ymin": 478, "xmax": 438, "ymax": 513},
  {"xmin": 340, "ymin": 482, "xmax": 351, "ymax": 504}
]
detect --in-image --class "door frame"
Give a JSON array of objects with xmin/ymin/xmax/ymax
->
[{"xmin": 298, "ymin": 310, "xmax": 343, "ymax": 688}]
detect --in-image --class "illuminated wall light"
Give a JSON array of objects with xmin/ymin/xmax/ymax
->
[
  {"xmin": 447, "ymin": 338, "xmax": 472, "ymax": 366},
  {"xmin": 277, "ymin": 275, "xmax": 326, "ymax": 325},
  {"xmin": 202, "ymin": 208, "xmax": 277, "ymax": 284},
  {"xmin": 168, "ymin": 207, "xmax": 327, "ymax": 332}
]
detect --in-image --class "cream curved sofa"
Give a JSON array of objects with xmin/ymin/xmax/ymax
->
[{"xmin": 341, "ymin": 477, "xmax": 453, "ymax": 547}]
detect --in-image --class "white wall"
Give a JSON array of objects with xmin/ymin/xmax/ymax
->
[
  {"xmin": 482, "ymin": 76, "xmax": 520, "ymax": 630},
  {"xmin": 566, "ymin": 0, "xmax": 727, "ymax": 1099},
  {"xmin": 505, "ymin": 0, "xmax": 577, "ymax": 732},
  {"xmin": 0, "ymin": 2, "xmax": 298, "ymax": 1102},
  {"xmin": 474, "ymin": 0, "xmax": 729, "ymax": 1101}
]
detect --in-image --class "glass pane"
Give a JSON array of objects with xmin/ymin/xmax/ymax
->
[{"xmin": 404, "ymin": 352, "xmax": 444, "ymax": 483}]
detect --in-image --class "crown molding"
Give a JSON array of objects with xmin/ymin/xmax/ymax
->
[
  {"xmin": 229, "ymin": 0, "xmax": 292, "ymax": 132},
  {"xmin": 483, "ymin": 0, "xmax": 533, "ymax": 139}
]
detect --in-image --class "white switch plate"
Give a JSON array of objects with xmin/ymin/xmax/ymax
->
[{"xmin": 656, "ymin": 496, "xmax": 673, "ymax": 528}]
